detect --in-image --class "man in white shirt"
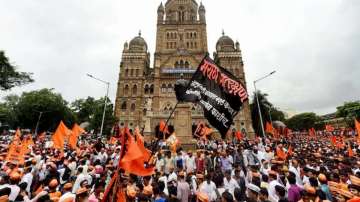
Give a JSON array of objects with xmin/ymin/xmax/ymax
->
[
  {"xmin": 59, "ymin": 183, "xmax": 75, "ymax": 202},
  {"xmin": 289, "ymin": 159, "xmax": 303, "ymax": 187},
  {"xmin": 185, "ymin": 152, "xmax": 196, "ymax": 174},
  {"xmin": 20, "ymin": 167, "xmax": 33, "ymax": 195},
  {"xmin": 223, "ymin": 170, "xmax": 239, "ymax": 196},
  {"xmin": 199, "ymin": 175, "xmax": 217, "ymax": 201},
  {"xmin": 268, "ymin": 171, "xmax": 284, "ymax": 202}
]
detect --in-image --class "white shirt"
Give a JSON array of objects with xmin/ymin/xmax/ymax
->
[
  {"xmin": 59, "ymin": 192, "xmax": 75, "ymax": 202},
  {"xmin": 21, "ymin": 172, "xmax": 33, "ymax": 194},
  {"xmin": 185, "ymin": 156, "xmax": 196, "ymax": 173},
  {"xmin": 268, "ymin": 179, "xmax": 283, "ymax": 202},
  {"xmin": 200, "ymin": 181, "xmax": 217, "ymax": 201},
  {"xmin": 7, "ymin": 184, "xmax": 20, "ymax": 201},
  {"xmin": 223, "ymin": 177, "xmax": 239, "ymax": 195},
  {"xmin": 289, "ymin": 166, "xmax": 303, "ymax": 187}
]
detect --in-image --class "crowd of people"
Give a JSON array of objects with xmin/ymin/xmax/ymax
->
[{"xmin": 0, "ymin": 129, "xmax": 359, "ymax": 202}]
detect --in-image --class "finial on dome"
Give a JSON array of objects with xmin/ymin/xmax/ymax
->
[
  {"xmin": 222, "ymin": 29, "xmax": 225, "ymax": 36},
  {"xmin": 138, "ymin": 30, "xmax": 141, "ymax": 36}
]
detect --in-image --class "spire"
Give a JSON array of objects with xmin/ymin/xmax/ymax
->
[
  {"xmin": 158, "ymin": 2, "xmax": 164, "ymax": 13},
  {"xmin": 138, "ymin": 30, "xmax": 141, "ymax": 37},
  {"xmin": 222, "ymin": 29, "xmax": 225, "ymax": 36}
]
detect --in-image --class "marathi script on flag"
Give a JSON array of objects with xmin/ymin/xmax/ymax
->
[{"xmin": 180, "ymin": 56, "xmax": 249, "ymax": 137}]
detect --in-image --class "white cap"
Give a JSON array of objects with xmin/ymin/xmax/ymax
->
[{"xmin": 247, "ymin": 183, "xmax": 260, "ymax": 193}]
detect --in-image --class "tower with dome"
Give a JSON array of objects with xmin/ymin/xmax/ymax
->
[{"xmin": 115, "ymin": 0, "xmax": 254, "ymax": 139}]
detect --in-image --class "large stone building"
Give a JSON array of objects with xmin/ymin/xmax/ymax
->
[{"xmin": 115, "ymin": 0, "xmax": 254, "ymax": 139}]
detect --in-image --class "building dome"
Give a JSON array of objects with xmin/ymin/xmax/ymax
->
[
  {"xmin": 199, "ymin": 2, "xmax": 205, "ymax": 12},
  {"xmin": 216, "ymin": 31, "xmax": 235, "ymax": 52},
  {"xmin": 129, "ymin": 31, "xmax": 148, "ymax": 52}
]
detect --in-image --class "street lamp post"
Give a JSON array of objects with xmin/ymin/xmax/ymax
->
[
  {"xmin": 87, "ymin": 74, "xmax": 110, "ymax": 137},
  {"xmin": 254, "ymin": 71, "xmax": 276, "ymax": 137},
  {"xmin": 34, "ymin": 110, "xmax": 51, "ymax": 135}
]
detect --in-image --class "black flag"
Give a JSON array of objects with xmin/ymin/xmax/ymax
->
[{"xmin": 175, "ymin": 56, "xmax": 249, "ymax": 138}]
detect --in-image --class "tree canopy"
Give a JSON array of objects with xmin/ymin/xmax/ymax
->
[
  {"xmin": 285, "ymin": 112, "xmax": 322, "ymax": 131},
  {"xmin": 0, "ymin": 51, "xmax": 34, "ymax": 91}
]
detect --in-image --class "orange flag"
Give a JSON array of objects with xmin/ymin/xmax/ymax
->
[
  {"xmin": 326, "ymin": 124, "xmax": 335, "ymax": 132},
  {"xmin": 69, "ymin": 124, "xmax": 85, "ymax": 150},
  {"xmin": 355, "ymin": 119, "xmax": 360, "ymax": 144},
  {"xmin": 12, "ymin": 128, "xmax": 21, "ymax": 144},
  {"xmin": 6, "ymin": 141, "xmax": 25, "ymax": 165},
  {"xmin": 348, "ymin": 145, "xmax": 354, "ymax": 157},
  {"xmin": 52, "ymin": 121, "xmax": 71, "ymax": 150},
  {"xmin": 119, "ymin": 130, "xmax": 155, "ymax": 176},
  {"xmin": 159, "ymin": 120, "xmax": 169, "ymax": 133},
  {"xmin": 21, "ymin": 134, "xmax": 34, "ymax": 154},
  {"xmin": 134, "ymin": 127, "xmax": 151, "ymax": 161},
  {"xmin": 330, "ymin": 135, "xmax": 337, "ymax": 145},
  {"xmin": 309, "ymin": 128, "xmax": 316, "ymax": 137},
  {"xmin": 235, "ymin": 131, "xmax": 243, "ymax": 141},
  {"xmin": 265, "ymin": 122, "xmax": 274, "ymax": 135},
  {"xmin": 276, "ymin": 146, "xmax": 287, "ymax": 160}
]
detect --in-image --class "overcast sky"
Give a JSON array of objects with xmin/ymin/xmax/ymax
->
[{"xmin": 1, "ymin": 0, "xmax": 359, "ymax": 115}]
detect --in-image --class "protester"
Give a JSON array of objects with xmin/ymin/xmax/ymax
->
[{"xmin": 1, "ymin": 125, "xmax": 360, "ymax": 202}]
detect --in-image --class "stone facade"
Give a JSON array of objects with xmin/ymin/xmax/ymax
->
[{"xmin": 115, "ymin": 0, "xmax": 254, "ymax": 139}]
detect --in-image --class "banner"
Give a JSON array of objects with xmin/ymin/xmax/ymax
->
[{"xmin": 176, "ymin": 56, "xmax": 249, "ymax": 138}]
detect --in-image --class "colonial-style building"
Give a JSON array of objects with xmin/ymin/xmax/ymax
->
[{"xmin": 115, "ymin": 0, "xmax": 254, "ymax": 138}]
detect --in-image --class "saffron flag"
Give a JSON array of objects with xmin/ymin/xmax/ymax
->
[
  {"xmin": 235, "ymin": 131, "xmax": 243, "ymax": 141},
  {"xmin": 266, "ymin": 122, "xmax": 275, "ymax": 135},
  {"xmin": 119, "ymin": 129, "xmax": 155, "ymax": 176},
  {"xmin": 194, "ymin": 122, "xmax": 213, "ymax": 139},
  {"xmin": 6, "ymin": 142, "xmax": 25, "ymax": 165},
  {"xmin": 174, "ymin": 56, "xmax": 248, "ymax": 138},
  {"xmin": 134, "ymin": 127, "xmax": 151, "ymax": 161},
  {"xmin": 21, "ymin": 134, "xmax": 34, "ymax": 154},
  {"xmin": 330, "ymin": 136, "xmax": 337, "ymax": 145},
  {"xmin": 276, "ymin": 146, "xmax": 287, "ymax": 160},
  {"xmin": 355, "ymin": 119, "xmax": 360, "ymax": 144},
  {"xmin": 12, "ymin": 128, "xmax": 21, "ymax": 144},
  {"xmin": 52, "ymin": 121, "xmax": 71, "ymax": 150},
  {"xmin": 326, "ymin": 124, "xmax": 335, "ymax": 132},
  {"xmin": 309, "ymin": 128, "xmax": 316, "ymax": 138},
  {"xmin": 348, "ymin": 145, "xmax": 354, "ymax": 157},
  {"xmin": 159, "ymin": 120, "xmax": 169, "ymax": 138},
  {"xmin": 287, "ymin": 145, "xmax": 293, "ymax": 157},
  {"xmin": 69, "ymin": 124, "xmax": 85, "ymax": 150}
]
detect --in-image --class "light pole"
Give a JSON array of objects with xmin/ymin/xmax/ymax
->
[
  {"xmin": 34, "ymin": 110, "xmax": 51, "ymax": 135},
  {"xmin": 254, "ymin": 70, "xmax": 276, "ymax": 137},
  {"xmin": 87, "ymin": 74, "xmax": 110, "ymax": 137}
]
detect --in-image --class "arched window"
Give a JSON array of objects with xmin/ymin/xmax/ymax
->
[
  {"xmin": 132, "ymin": 85, "xmax": 137, "ymax": 95},
  {"xmin": 186, "ymin": 42, "xmax": 189, "ymax": 48},
  {"xmin": 194, "ymin": 32, "xmax": 197, "ymax": 38},
  {"xmin": 161, "ymin": 84, "xmax": 167, "ymax": 93},
  {"xmin": 175, "ymin": 61, "xmax": 179, "ymax": 68},
  {"xmin": 131, "ymin": 103, "xmax": 136, "ymax": 112},
  {"xmin": 185, "ymin": 61, "xmax": 189, "ymax": 68},
  {"xmin": 180, "ymin": 60, "xmax": 184, "ymax": 68},
  {"xmin": 121, "ymin": 101, "xmax": 127, "ymax": 111},
  {"xmin": 150, "ymin": 84, "xmax": 154, "ymax": 94},
  {"xmin": 130, "ymin": 69, "xmax": 134, "ymax": 76},
  {"xmin": 194, "ymin": 42, "xmax": 197, "ymax": 48},
  {"xmin": 124, "ymin": 85, "xmax": 129, "ymax": 95},
  {"xmin": 125, "ymin": 69, "xmax": 129, "ymax": 77},
  {"xmin": 143, "ymin": 109, "xmax": 147, "ymax": 116},
  {"xmin": 144, "ymin": 84, "xmax": 149, "ymax": 94},
  {"xmin": 190, "ymin": 33, "xmax": 193, "ymax": 38},
  {"xmin": 167, "ymin": 33, "xmax": 170, "ymax": 39},
  {"xmin": 168, "ymin": 84, "xmax": 173, "ymax": 93}
]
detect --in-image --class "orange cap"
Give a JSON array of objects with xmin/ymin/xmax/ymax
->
[
  {"xmin": 318, "ymin": 174, "xmax": 327, "ymax": 182},
  {"xmin": 197, "ymin": 192, "xmax": 209, "ymax": 202},
  {"xmin": 10, "ymin": 171, "xmax": 21, "ymax": 181}
]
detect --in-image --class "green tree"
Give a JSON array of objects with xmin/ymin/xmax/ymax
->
[
  {"xmin": 71, "ymin": 97, "xmax": 116, "ymax": 136},
  {"xmin": 285, "ymin": 112, "xmax": 320, "ymax": 131},
  {"xmin": 0, "ymin": 51, "xmax": 34, "ymax": 91},
  {"xmin": 250, "ymin": 91, "xmax": 273, "ymax": 135},
  {"xmin": 0, "ymin": 94, "xmax": 19, "ymax": 127},
  {"xmin": 336, "ymin": 101, "xmax": 360, "ymax": 127},
  {"xmin": 15, "ymin": 88, "xmax": 75, "ymax": 132},
  {"xmin": 270, "ymin": 108, "xmax": 286, "ymax": 122}
]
